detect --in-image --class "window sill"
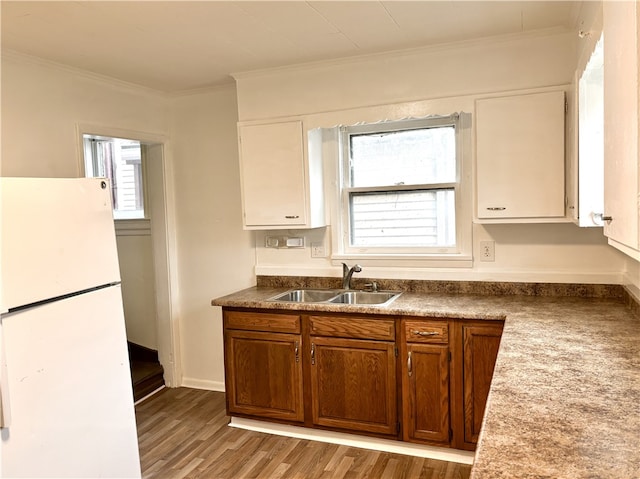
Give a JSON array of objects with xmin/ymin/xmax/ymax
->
[
  {"xmin": 331, "ymin": 253, "xmax": 472, "ymax": 269},
  {"xmin": 114, "ymin": 218, "xmax": 151, "ymax": 236}
]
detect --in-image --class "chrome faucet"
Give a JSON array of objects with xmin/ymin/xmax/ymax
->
[{"xmin": 342, "ymin": 263, "xmax": 362, "ymax": 290}]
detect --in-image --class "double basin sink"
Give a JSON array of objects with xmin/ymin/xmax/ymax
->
[{"xmin": 268, "ymin": 288, "xmax": 402, "ymax": 307}]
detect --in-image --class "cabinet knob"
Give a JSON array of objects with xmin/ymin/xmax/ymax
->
[{"xmin": 595, "ymin": 213, "xmax": 613, "ymax": 222}]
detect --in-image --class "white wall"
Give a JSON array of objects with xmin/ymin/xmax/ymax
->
[
  {"xmin": 235, "ymin": 29, "xmax": 630, "ymax": 284},
  {"xmin": 170, "ymin": 86, "xmax": 254, "ymax": 390},
  {"xmin": 235, "ymin": 30, "xmax": 577, "ymax": 121},
  {"xmin": 116, "ymin": 232, "xmax": 158, "ymax": 350},
  {"xmin": 1, "ymin": 27, "xmax": 634, "ymax": 391},
  {"xmin": 0, "ymin": 53, "xmax": 255, "ymax": 390},
  {"xmin": 1, "ymin": 52, "xmax": 170, "ymax": 355},
  {"xmin": 1, "ymin": 52, "xmax": 169, "ymax": 177}
]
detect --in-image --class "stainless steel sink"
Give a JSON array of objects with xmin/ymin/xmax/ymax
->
[
  {"xmin": 327, "ymin": 291, "xmax": 401, "ymax": 306},
  {"xmin": 268, "ymin": 289, "xmax": 341, "ymax": 303},
  {"xmin": 267, "ymin": 288, "xmax": 401, "ymax": 306}
]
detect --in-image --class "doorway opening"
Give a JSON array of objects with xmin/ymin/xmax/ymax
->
[{"xmin": 80, "ymin": 128, "xmax": 178, "ymax": 398}]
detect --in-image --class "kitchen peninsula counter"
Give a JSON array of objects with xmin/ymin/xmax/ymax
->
[{"xmin": 212, "ymin": 283, "xmax": 640, "ymax": 479}]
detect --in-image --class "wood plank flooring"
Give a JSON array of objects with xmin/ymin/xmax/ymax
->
[{"xmin": 135, "ymin": 387, "xmax": 472, "ymax": 479}]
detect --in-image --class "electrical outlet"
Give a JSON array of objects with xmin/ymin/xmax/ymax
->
[
  {"xmin": 311, "ymin": 242, "xmax": 326, "ymax": 258},
  {"xmin": 479, "ymin": 240, "xmax": 495, "ymax": 262},
  {"xmin": 265, "ymin": 236, "xmax": 281, "ymax": 248}
]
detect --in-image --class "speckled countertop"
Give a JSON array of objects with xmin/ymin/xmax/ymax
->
[{"xmin": 212, "ymin": 282, "xmax": 640, "ymax": 479}]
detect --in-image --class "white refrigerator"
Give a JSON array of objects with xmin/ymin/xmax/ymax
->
[{"xmin": 0, "ymin": 178, "xmax": 142, "ymax": 478}]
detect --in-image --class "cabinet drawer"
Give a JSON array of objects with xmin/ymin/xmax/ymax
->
[
  {"xmin": 224, "ymin": 310, "xmax": 300, "ymax": 334},
  {"xmin": 309, "ymin": 315, "xmax": 395, "ymax": 341},
  {"xmin": 404, "ymin": 320, "xmax": 448, "ymax": 344}
]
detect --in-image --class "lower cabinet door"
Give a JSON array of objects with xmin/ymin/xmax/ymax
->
[
  {"xmin": 310, "ymin": 336, "xmax": 397, "ymax": 436},
  {"xmin": 462, "ymin": 323, "xmax": 503, "ymax": 445},
  {"xmin": 402, "ymin": 343, "xmax": 451, "ymax": 445},
  {"xmin": 224, "ymin": 329, "xmax": 304, "ymax": 422}
]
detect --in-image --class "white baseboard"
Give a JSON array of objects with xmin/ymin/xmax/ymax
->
[
  {"xmin": 624, "ymin": 282, "xmax": 640, "ymax": 303},
  {"xmin": 180, "ymin": 377, "xmax": 225, "ymax": 392},
  {"xmin": 229, "ymin": 417, "xmax": 475, "ymax": 465},
  {"xmin": 134, "ymin": 385, "xmax": 166, "ymax": 405}
]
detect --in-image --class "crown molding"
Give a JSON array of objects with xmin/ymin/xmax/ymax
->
[
  {"xmin": 231, "ymin": 26, "xmax": 573, "ymax": 82},
  {"xmin": 169, "ymin": 80, "xmax": 237, "ymax": 98},
  {"xmin": 3, "ymin": 49, "xmax": 239, "ymax": 98},
  {"xmin": 2, "ymin": 49, "xmax": 171, "ymax": 98}
]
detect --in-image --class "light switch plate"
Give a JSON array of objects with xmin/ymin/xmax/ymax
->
[{"xmin": 286, "ymin": 237, "xmax": 304, "ymax": 248}]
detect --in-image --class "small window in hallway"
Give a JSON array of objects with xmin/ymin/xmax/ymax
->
[{"xmin": 83, "ymin": 135, "xmax": 146, "ymax": 219}]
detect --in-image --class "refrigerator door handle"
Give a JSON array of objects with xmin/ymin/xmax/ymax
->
[{"xmin": 0, "ymin": 318, "xmax": 12, "ymax": 428}]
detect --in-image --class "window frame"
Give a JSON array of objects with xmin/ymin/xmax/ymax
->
[
  {"xmin": 334, "ymin": 114, "xmax": 472, "ymax": 266},
  {"xmin": 82, "ymin": 134, "xmax": 149, "ymax": 221},
  {"xmin": 576, "ymin": 33, "xmax": 605, "ymax": 227}
]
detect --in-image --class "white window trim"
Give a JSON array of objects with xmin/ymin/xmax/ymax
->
[
  {"xmin": 81, "ymin": 134, "xmax": 150, "ymax": 221},
  {"xmin": 331, "ymin": 113, "xmax": 473, "ymax": 268},
  {"xmin": 114, "ymin": 218, "xmax": 152, "ymax": 236}
]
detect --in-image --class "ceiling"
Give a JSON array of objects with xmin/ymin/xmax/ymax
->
[{"xmin": 1, "ymin": 1, "xmax": 581, "ymax": 94}]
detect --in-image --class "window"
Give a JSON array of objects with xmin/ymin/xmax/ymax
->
[
  {"xmin": 337, "ymin": 114, "xmax": 471, "ymax": 262},
  {"xmin": 577, "ymin": 33, "xmax": 604, "ymax": 226},
  {"xmin": 83, "ymin": 135, "xmax": 146, "ymax": 220}
]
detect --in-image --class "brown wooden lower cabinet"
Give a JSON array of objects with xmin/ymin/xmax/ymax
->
[
  {"xmin": 402, "ymin": 343, "xmax": 451, "ymax": 444},
  {"xmin": 400, "ymin": 319, "xmax": 451, "ymax": 445},
  {"xmin": 310, "ymin": 336, "xmax": 397, "ymax": 435},
  {"xmin": 223, "ymin": 310, "xmax": 304, "ymax": 422},
  {"xmin": 221, "ymin": 308, "xmax": 503, "ymax": 450},
  {"xmin": 461, "ymin": 322, "xmax": 504, "ymax": 447},
  {"xmin": 307, "ymin": 314, "xmax": 397, "ymax": 436}
]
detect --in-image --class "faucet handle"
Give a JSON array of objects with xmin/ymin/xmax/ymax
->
[{"xmin": 364, "ymin": 281, "xmax": 378, "ymax": 292}]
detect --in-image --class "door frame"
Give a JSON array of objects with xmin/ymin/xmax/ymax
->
[{"xmin": 75, "ymin": 123, "xmax": 181, "ymax": 386}]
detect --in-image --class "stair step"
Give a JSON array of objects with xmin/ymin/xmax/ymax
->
[
  {"xmin": 131, "ymin": 360, "xmax": 164, "ymax": 401},
  {"xmin": 128, "ymin": 342, "xmax": 164, "ymax": 401},
  {"xmin": 128, "ymin": 341, "xmax": 160, "ymax": 363}
]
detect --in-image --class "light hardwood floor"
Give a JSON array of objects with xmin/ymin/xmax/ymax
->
[{"xmin": 135, "ymin": 387, "xmax": 472, "ymax": 479}]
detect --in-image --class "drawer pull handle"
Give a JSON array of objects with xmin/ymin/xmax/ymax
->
[
  {"xmin": 285, "ymin": 215, "xmax": 300, "ymax": 219},
  {"xmin": 407, "ymin": 351, "xmax": 413, "ymax": 377},
  {"xmin": 311, "ymin": 343, "xmax": 315, "ymax": 365},
  {"xmin": 486, "ymin": 207, "xmax": 506, "ymax": 211},
  {"xmin": 294, "ymin": 341, "xmax": 299, "ymax": 363},
  {"xmin": 411, "ymin": 330, "xmax": 439, "ymax": 337}
]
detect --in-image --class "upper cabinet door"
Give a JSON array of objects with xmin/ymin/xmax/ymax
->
[
  {"xmin": 475, "ymin": 90, "xmax": 567, "ymax": 222},
  {"xmin": 603, "ymin": 1, "xmax": 640, "ymax": 259},
  {"xmin": 238, "ymin": 120, "xmax": 327, "ymax": 230},
  {"xmin": 239, "ymin": 121, "xmax": 307, "ymax": 228}
]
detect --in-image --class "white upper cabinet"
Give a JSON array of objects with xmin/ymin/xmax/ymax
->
[
  {"xmin": 602, "ymin": 1, "xmax": 640, "ymax": 260},
  {"xmin": 475, "ymin": 90, "xmax": 567, "ymax": 222},
  {"xmin": 238, "ymin": 120, "xmax": 326, "ymax": 229}
]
